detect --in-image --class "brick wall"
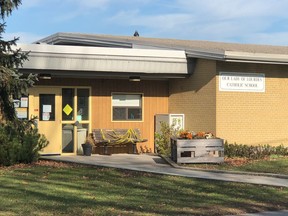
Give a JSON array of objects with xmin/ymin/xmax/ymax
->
[
  {"xmin": 216, "ymin": 61, "xmax": 288, "ymax": 146},
  {"xmin": 169, "ymin": 59, "xmax": 217, "ymax": 133}
]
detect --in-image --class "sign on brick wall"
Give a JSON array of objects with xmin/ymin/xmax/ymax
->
[{"xmin": 219, "ymin": 72, "xmax": 265, "ymax": 92}]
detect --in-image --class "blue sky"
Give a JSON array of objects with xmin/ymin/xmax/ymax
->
[{"xmin": 3, "ymin": 0, "xmax": 288, "ymax": 45}]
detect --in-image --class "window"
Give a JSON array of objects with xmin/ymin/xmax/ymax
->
[
  {"xmin": 112, "ymin": 94, "xmax": 142, "ymax": 121},
  {"xmin": 77, "ymin": 89, "xmax": 89, "ymax": 121},
  {"xmin": 62, "ymin": 88, "xmax": 74, "ymax": 121},
  {"xmin": 14, "ymin": 96, "xmax": 29, "ymax": 120},
  {"xmin": 39, "ymin": 94, "xmax": 55, "ymax": 121}
]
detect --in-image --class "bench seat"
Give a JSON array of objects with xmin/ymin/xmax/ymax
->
[{"xmin": 91, "ymin": 129, "xmax": 148, "ymax": 155}]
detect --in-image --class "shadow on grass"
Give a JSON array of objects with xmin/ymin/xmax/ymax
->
[
  {"xmin": 0, "ymin": 164, "xmax": 287, "ymax": 216},
  {"xmin": 184, "ymin": 157, "xmax": 288, "ymax": 175}
]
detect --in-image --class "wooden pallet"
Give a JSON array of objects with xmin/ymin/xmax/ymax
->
[{"xmin": 171, "ymin": 138, "xmax": 224, "ymax": 163}]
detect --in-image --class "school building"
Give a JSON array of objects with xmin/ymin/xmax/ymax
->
[{"xmin": 17, "ymin": 32, "xmax": 288, "ymax": 155}]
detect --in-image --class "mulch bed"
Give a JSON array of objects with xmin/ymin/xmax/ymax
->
[
  {"xmin": 0, "ymin": 160, "xmax": 81, "ymax": 170},
  {"xmin": 224, "ymin": 157, "xmax": 252, "ymax": 166}
]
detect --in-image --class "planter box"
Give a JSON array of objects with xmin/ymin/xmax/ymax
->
[{"xmin": 171, "ymin": 138, "xmax": 224, "ymax": 164}]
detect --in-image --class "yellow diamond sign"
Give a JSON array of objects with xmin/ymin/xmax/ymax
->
[{"xmin": 63, "ymin": 104, "xmax": 73, "ymax": 116}]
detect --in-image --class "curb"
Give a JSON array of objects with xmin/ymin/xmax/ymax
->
[{"xmin": 159, "ymin": 155, "xmax": 288, "ymax": 179}]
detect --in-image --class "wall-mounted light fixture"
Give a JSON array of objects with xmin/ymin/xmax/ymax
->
[
  {"xmin": 39, "ymin": 73, "xmax": 52, "ymax": 80},
  {"xmin": 129, "ymin": 76, "xmax": 141, "ymax": 82}
]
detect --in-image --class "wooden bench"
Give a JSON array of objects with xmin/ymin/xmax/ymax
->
[{"xmin": 91, "ymin": 129, "xmax": 148, "ymax": 155}]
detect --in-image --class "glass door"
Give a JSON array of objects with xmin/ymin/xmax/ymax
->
[{"xmin": 61, "ymin": 88, "xmax": 90, "ymax": 155}]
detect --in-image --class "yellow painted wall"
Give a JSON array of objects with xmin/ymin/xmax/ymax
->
[{"xmin": 36, "ymin": 78, "xmax": 169, "ymax": 152}]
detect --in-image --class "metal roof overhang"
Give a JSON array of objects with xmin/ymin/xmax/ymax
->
[
  {"xmin": 18, "ymin": 44, "xmax": 190, "ymax": 79},
  {"xmin": 224, "ymin": 51, "xmax": 288, "ymax": 65},
  {"xmin": 34, "ymin": 32, "xmax": 133, "ymax": 48},
  {"xmin": 187, "ymin": 49, "xmax": 288, "ymax": 65},
  {"xmin": 186, "ymin": 49, "xmax": 225, "ymax": 61},
  {"xmin": 35, "ymin": 33, "xmax": 288, "ymax": 66}
]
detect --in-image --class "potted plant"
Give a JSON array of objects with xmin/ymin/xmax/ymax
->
[
  {"xmin": 82, "ymin": 134, "xmax": 94, "ymax": 156},
  {"xmin": 178, "ymin": 130, "xmax": 216, "ymax": 139}
]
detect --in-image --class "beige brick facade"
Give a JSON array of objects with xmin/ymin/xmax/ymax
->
[
  {"xmin": 216, "ymin": 62, "xmax": 288, "ymax": 146},
  {"xmin": 169, "ymin": 59, "xmax": 288, "ymax": 147},
  {"xmin": 169, "ymin": 59, "xmax": 217, "ymax": 133}
]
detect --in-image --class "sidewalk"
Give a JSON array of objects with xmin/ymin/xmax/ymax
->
[
  {"xmin": 229, "ymin": 210, "xmax": 288, "ymax": 216},
  {"xmin": 41, "ymin": 154, "xmax": 288, "ymax": 188}
]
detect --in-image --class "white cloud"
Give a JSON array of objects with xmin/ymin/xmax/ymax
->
[
  {"xmin": 3, "ymin": 32, "xmax": 44, "ymax": 43},
  {"xmin": 21, "ymin": 0, "xmax": 110, "ymax": 9},
  {"xmin": 21, "ymin": 0, "xmax": 43, "ymax": 8},
  {"xmin": 109, "ymin": 10, "xmax": 193, "ymax": 30},
  {"xmin": 176, "ymin": 0, "xmax": 288, "ymax": 19},
  {"xmin": 106, "ymin": 0, "xmax": 288, "ymax": 45},
  {"xmin": 47, "ymin": 0, "xmax": 113, "ymax": 22},
  {"xmin": 241, "ymin": 32, "xmax": 288, "ymax": 46},
  {"xmin": 64, "ymin": 0, "xmax": 111, "ymax": 9},
  {"xmin": 7, "ymin": 0, "xmax": 288, "ymax": 45}
]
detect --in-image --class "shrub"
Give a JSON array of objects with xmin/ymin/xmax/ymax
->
[
  {"xmin": 0, "ymin": 119, "xmax": 49, "ymax": 166},
  {"xmin": 155, "ymin": 121, "xmax": 180, "ymax": 156},
  {"xmin": 224, "ymin": 142, "xmax": 288, "ymax": 159},
  {"xmin": 155, "ymin": 122, "xmax": 171, "ymax": 156}
]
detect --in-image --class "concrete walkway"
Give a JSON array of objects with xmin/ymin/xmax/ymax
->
[
  {"xmin": 41, "ymin": 154, "xmax": 288, "ymax": 187},
  {"xmin": 230, "ymin": 210, "xmax": 288, "ymax": 216}
]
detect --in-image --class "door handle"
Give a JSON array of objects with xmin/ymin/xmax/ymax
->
[{"xmin": 73, "ymin": 121, "xmax": 80, "ymax": 127}]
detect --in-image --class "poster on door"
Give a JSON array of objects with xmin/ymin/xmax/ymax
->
[
  {"xmin": 14, "ymin": 96, "xmax": 29, "ymax": 119},
  {"xmin": 42, "ymin": 105, "xmax": 52, "ymax": 121}
]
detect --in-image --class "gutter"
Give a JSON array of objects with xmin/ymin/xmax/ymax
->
[
  {"xmin": 186, "ymin": 49, "xmax": 288, "ymax": 65},
  {"xmin": 224, "ymin": 51, "xmax": 288, "ymax": 65},
  {"xmin": 186, "ymin": 49, "xmax": 225, "ymax": 61}
]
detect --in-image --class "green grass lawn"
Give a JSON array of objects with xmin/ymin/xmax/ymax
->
[
  {"xmin": 0, "ymin": 161, "xmax": 287, "ymax": 216},
  {"xmin": 182, "ymin": 157, "xmax": 288, "ymax": 175}
]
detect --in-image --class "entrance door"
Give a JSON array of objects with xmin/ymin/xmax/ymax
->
[
  {"xmin": 61, "ymin": 88, "xmax": 90, "ymax": 155},
  {"xmin": 29, "ymin": 87, "xmax": 91, "ymax": 155},
  {"xmin": 29, "ymin": 87, "xmax": 62, "ymax": 154}
]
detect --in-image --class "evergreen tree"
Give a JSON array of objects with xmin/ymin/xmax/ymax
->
[
  {"xmin": 0, "ymin": 1, "xmax": 49, "ymax": 166},
  {"xmin": 0, "ymin": 0, "xmax": 37, "ymax": 121}
]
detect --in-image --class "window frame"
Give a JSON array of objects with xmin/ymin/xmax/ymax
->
[
  {"xmin": 111, "ymin": 93, "xmax": 144, "ymax": 122},
  {"xmin": 39, "ymin": 94, "xmax": 55, "ymax": 121}
]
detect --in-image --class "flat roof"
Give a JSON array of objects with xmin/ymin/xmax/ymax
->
[
  {"xmin": 35, "ymin": 32, "xmax": 288, "ymax": 64},
  {"xmin": 37, "ymin": 32, "xmax": 288, "ymax": 55}
]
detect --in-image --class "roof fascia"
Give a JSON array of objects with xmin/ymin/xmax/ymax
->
[
  {"xmin": 18, "ymin": 43, "xmax": 189, "ymax": 75},
  {"xmin": 225, "ymin": 51, "xmax": 288, "ymax": 65},
  {"xmin": 34, "ymin": 33, "xmax": 288, "ymax": 65},
  {"xmin": 34, "ymin": 33, "xmax": 132, "ymax": 48},
  {"xmin": 186, "ymin": 49, "xmax": 225, "ymax": 60},
  {"xmin": 186, "ymin": 49, "xmax": 288, "ymax": 65},
  {"xmin": 20, "ymin": 68, "xmax": 189, "ymax": 80}
]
